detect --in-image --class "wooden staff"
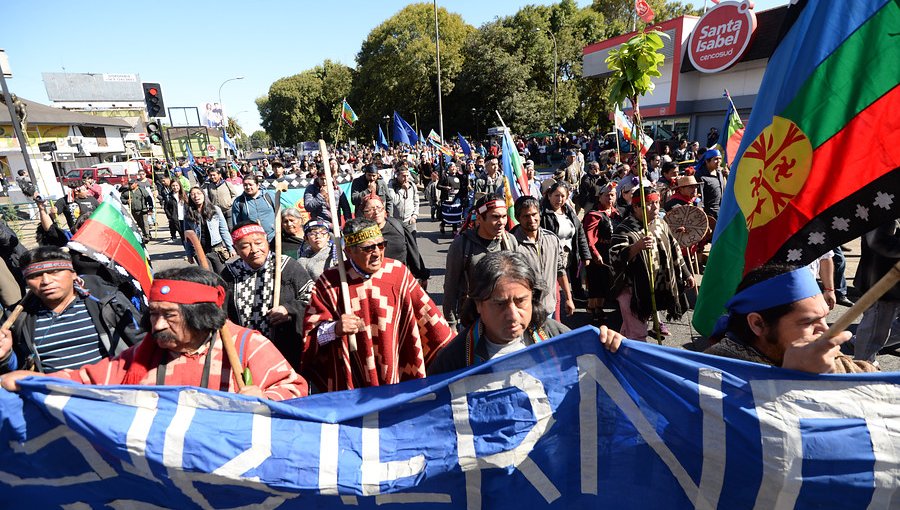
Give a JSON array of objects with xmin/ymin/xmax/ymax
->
[
  {"xmin": 318, "ymin": 139, "xmax": 359, "ymax": 355},
  {"xmin": 821, "ymin": 260, "xmax": 900, "ymax": 341},
  {"xmin": 1, "ymin": 291, "xmax": 30, "ymax": 331},
  {"xmin": 272, "ymin": 182, "xmax": 287, "ymax": 307},
  {"xmin": 184, "ymin": 229, "xmax": 247, "ymax": 389}
]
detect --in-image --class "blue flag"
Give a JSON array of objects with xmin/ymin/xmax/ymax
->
[
  {"xmin": 3, "ymin": 326, "xmax": 898, "ymax": 508},
  {"xmin": 457, "ymin": 133, "xmax": 472, "ymax": 158},
  {"xmin": 377, "ymin": 125, "xmax": 389, "ymax": 150},
  {"xmin": 222, "ymin": 128, "xmax": 237, "ymax": 153},
  {"xmin": 185, "ymin": 142, "xmax": 195, "ymax": 165},
  {"xmin": 392, "ymin": 111, "xmax": 418, "ymax": 146}
]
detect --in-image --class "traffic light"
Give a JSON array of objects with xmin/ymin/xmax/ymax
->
[
  {"xmin": 142, "ymin": 82, "xmax": 166, "ymax": 118},
  {"xmin": 146, "ymin": 121, "xmax": 163, "ymax": 144}
]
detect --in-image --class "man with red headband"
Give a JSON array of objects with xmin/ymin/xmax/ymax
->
[
  {"xmin": 301, "ymin": 217, "xmax": 453, "ymax": 392},
  {"xmin": 1, "ymin": 267, "xmax": 308, "ymax": 400},
  {"xmin": 0, "ymin": 246, "xmax": 142, "ymax": 374},
  {"xmin": 609, "ymin": 188, "xmax": 695, "ymax": 341},
  {"xmin": 443, "ymin": 194, "xmax": 519, "ymax": 331},
  {"xmin": 222, "ymin": 221, "xmax": 310, "ymax": 369}
]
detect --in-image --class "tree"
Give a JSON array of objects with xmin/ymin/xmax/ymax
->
[
  {"xmin": 591, "ymin": 0, "xmax": 700, "ymax": 38},
  {"xmin": 225, "ymin": 116, "xmax": 245, "ymax": 140},
  {"xmin": 249, "ymin": 130, "xmax": 271, "ymax": 150},
  {"xmin": 256, "ymin": 60, "xmax": 353, "ymax": 146},
  {"xmin": 349, "ymin": 3, "xmax": 473, "ymax": 139}
]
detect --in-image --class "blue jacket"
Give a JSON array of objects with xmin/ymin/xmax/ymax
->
[
  {"xmin": 183, "ymin": 206, "xmax": 233, "ymax": 258},
  {"xmin": 231, "ymin": 192, "xmax": 276, "ymax": 241}
]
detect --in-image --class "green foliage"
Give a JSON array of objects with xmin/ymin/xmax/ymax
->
[
  {"xmin": 256, "ymin": 0, "xmax": 700, "ymax": 141},
  {"xmin": 256, "ymin": 60, "xmax": 353, "ymax": 146},
  {"xmin": 605, "ymin": 30, "xmax": 669, "ymax": 108},
  {"xmin": 249, "ymin": 130, "xmax": 271, "ymax": 150},
  {"xmin": 349, "ymin": 3, "xmax": 473, "ymax": 137}
]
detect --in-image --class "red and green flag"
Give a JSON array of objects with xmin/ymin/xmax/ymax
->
[
  {"xmin": 68, "ymin": 202, "xmax": 153, "ymax": 305},
  {"xmin": 340, "ymin": 99, "xmax": 358, "ymax": 126},
  {"xmin": 693, "ymin": 0, "xmax": 900, "ymax": 336},
  {"xmin": 717, "ymin": 90, "xmax": 745, "ymax": 167}
]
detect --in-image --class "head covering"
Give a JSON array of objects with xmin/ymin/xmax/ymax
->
[
  {"xmin": 477, "ymin": 199, "xmax": 506, "ymax": 215},
  {"xmin": 344, "ymin": 224, "xmax": 383, "ymax": 247},
  {"xmin": 694, "ymin": 149, "xmax": 722, "ymax": 175},
  {"xmin": 710, "ymin": 266, "xmax": 821, "ymax": 337},
  {"xmin": 599, "ymin": 181, "xmax": 618, "ymax": 194},
  {"xmin": 524, "ymin": 159, "xmax": 534, "ymax": 167},
  {"xmin": 619, "ymin": 177, "xmax": 654, "ymax": 195},
  {"xmin": 304, "ymin": 219, "xmax": 331, "ymax": 234},
  {"xmin": 231, "ymin": 224, "xmax": 267, "ymax": 242},
  {"xmin": 673, "ymin": 175, "xmax": 700, "ymax": 188},
  {"xmin": 23, "ymin": 260, "xmax": 74, "ymax": 278},
  {"xmin": 631, "ymin": 190, "xmax": 660, "ymax": 206},
  {"xmin": 149, "ymin": 279, "xmax": 226, "ymax": 306},
  {"xmin": 566, "ymin": 149, "xmax": 578, "ymax": 157}
]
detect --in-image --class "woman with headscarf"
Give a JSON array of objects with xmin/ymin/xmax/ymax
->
[{"xmin": 277, "ymin": 207, "xmax": 306, "ymax": 259}]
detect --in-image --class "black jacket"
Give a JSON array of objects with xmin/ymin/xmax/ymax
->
[
  {"xmin": 381, "ymin": 217, "xmax": 430, "ymax": 280},
  {"xmin": 540, "ymin": 202, "xmax": 592, "ymax": 266},
  {"xmin": 3, "ymin": 275, "xmax": 144, "ymax": 373}
]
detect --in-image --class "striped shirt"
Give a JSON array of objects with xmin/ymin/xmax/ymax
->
[{"xmin": 33, "ymin": 299, "xmax": 102, "ymax": 372}]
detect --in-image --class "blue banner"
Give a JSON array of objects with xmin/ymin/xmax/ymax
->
[{"xmin": 2, "ymin": 327, "xmax": 898, "ymax": 508}]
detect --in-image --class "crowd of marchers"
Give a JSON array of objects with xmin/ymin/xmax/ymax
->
[{"xmin": 1, "ymin": 130, "xmax": 897, "ymax": 399}]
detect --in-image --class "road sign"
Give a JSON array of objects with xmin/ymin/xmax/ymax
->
[
  {"xmin": 38, "ymin": 141, "xmax": 58, "ymax": 152},
  {"xmin": 207, "ymin": 144, "xmax": 217, "ymax": 153}
]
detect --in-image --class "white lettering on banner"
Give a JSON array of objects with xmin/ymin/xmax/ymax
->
[
  {"xmin": 576, "ymin": 355, "xmax": 726, "ymax": 508},
  {"xmin": 450, "ymin": 370, "xmax": 560, "ymax": 510},
  {"xmin": 750, "ymin": 380, "xmax": 900, "ymax": 510},
  {"xmin": 161, "ymin": 390, "xmax": 294, "ymax": 510},
  {"xmin": 360, "ymin": 412, "xmax": 450, "ymax": 503}
]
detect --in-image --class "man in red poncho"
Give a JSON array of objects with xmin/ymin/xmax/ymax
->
[
  {"xmin": 1, "ymin": 267, "xmax": 308, "ymax": 401},
  {"xmin": 301, "ymin": 217, "xmax": 453, "ymax": 392}
]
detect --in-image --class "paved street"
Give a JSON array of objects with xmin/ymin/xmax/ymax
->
[{"xmin": 144, "ymin": 204, "xmax": 899, "ymax": 371}]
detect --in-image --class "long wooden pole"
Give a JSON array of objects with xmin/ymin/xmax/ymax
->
[
  {"xmin": 1, "ymin": 291, "xmax": 30, "ymax": 331},
  {"xmin": 821, "ymin": 260, "xmax": 900, "ymax": 341},
  {"xmin": 184, "ymin": 230, "xmax": 247, "ymax": 389},
  {"xmin": 272, "ymin": 185, "xmax": 284, "ymax": 308},
  {"xmin": 318, "ymin": 140, "xmax": 359, "ymax": 355}
]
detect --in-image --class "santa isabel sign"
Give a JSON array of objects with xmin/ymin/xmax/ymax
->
[{"xmin": 688, "ymin": 0, "xmax": 758, "ymax": 73}]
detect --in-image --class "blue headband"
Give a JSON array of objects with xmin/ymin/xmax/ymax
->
[
  {"xmin": 703, "ymin": 149, "xmax": 721, "ymax": 160},
  {"xmin": 304, "ymin": 219, "xmax": 331, "ymax": 234},
  {"xmin": 694, "ymin": 149, "xmax": 722, "ymax": 174},
  {"xmin": 711, "ymin": 266, "xmax": 821, "ymax": 337}
]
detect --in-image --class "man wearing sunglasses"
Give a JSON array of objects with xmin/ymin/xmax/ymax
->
[{"xmin": 301, "ymin": 218, "xmax": 453, "ymax": 392}]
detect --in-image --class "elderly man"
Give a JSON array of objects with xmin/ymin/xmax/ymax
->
[
  {"xmin": 222, "ymin": 222, "xmax": 310, "ymax": 368},
  {"xmin": 430, "ymin": 252, "xmax": 622, "ymax": 374},
  {"xmin": 0, "ymin": 267, "xmax": 308, "ymax": 400},
  {"xmin": 706, "ymin": 263, "xmax": 877, "ymax": 374},
  {"xmin": 444, "ymin": 195, "xmax": 519, "ymax": 330},
  {"xmin": 231, "ymin": 175, "xmax": 277, "ymax": 241},
  {"xmin": 0, "ymin": 247, "xmax": 142, "ymax": 374},
  {"xmin": 663, "ymin": 175, "xmax": 701, "ymax": 211},
  {"xmin": 301, "ymin": 218, "xmax": 452, "ymax": 392}
]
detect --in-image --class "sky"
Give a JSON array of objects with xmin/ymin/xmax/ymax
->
[{"xmin": 4, "ymin": 0, "xmax": 785, "ymax": 135}]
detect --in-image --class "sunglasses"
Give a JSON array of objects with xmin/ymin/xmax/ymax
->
[{"xmin": 356, "ymin": 241, "xmax": 386, "ymax": 253}]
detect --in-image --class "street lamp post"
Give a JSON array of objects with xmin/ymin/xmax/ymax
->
[
  {"xmin": 217, "ymin": 76, "xmax": 244, "ymax": 128},
  {"xmin": 383, "ymin": 115, "xmax": 391, "ymax": 145}
]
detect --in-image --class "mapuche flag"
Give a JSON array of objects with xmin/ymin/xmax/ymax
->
[
  {"xmin": 614, "ymin": 106, "xmax": 653, "ymax": 156},
  {"xmin": 68, "ymin": 202, "xmax": 153, "ymax": 305},
  {"xmin": 341, "ymin": 99, "xmax": 358, "ymax": 126},
  {"xmin": 693, "ymin": 0, "xmax": 900, "ymax": 336},
  {"xmin": 717, "ymin": 91, "xmax": 745, "ymax": 167}
]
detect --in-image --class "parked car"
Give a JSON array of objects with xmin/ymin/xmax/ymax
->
[{"xmin": 58, "ymin": 162, "xmax": 137, "ymax": 188}]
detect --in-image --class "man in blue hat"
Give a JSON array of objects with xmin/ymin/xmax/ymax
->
[
  {"xmin": 705, "ymin": 263, "xmax": 877, "ymax": 374},
  {"xmin": 695, "ymin": 149, "xmax": 724, "ymax": 219}
]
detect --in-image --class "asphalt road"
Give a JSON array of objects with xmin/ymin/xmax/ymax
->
[{"xmin": 145, "ymin": 205, "xmax": 899, "ymax": 372}]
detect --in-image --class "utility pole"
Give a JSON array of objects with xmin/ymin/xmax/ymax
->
[{"xmin": 434, "ymin": 0, "xmax": 444, "ymax": 142}]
